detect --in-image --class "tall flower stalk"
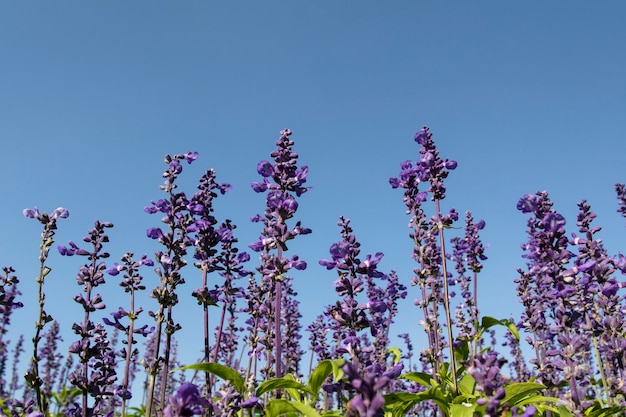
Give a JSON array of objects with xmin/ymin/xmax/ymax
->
[
  {"xmin": 22, "ymin": 206, "xmax": 69, "ymax": 414},
  {"xmin": 249, "ymin": 128, "xmax": 311, "ymax": 379},
  {"xmin": 106, "ymin": 253, "xmax": 155, "ymax": 416},
  {"xmin": 188, "ymin": 168, "xmax": 241, "ymax": 393},
  {"xmin": 144, "ymin": 151, "xmax": 199, "ymax": 414},
  {"xmin": 450, "ymin": 211, "xmax": 487, "ymax": 360},
  {"xmin": 319, "ymin": 216, "xmax": 399, "ymax": 369},
  {"xmin": 58, "ymin": 220, "xmax": 116, "ymax": 416},
  {"xmin": 0, "ymin": 266, "xmax": 23, "ymax": 398},
  {"xmin": 390, "ymin": 126, "xmax": 458, "ymax": 391}
]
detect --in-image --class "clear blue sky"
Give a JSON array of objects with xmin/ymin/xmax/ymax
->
[{"xmin": 1, "ymin": 1, "xmax": 625, "ymax": 385}]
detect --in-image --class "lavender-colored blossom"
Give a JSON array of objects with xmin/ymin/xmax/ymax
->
[
  {"xmin": 342, "ymin": 362, "xmax": 390, "ymax": 417},
  {"xmin": 195, "ymin": 215, "xmax": 250, "ymax": 391},
  {"xmin": 467, "ymin": 350, "xmax": 507, "ymax": 416},
  {"xmin": 390, "ymin": 126, "xmax": 457, "ymax": 201},
  {"xmin": 164, "ymin": 382, "xmax": 210, "ymax": 417},
  {"xmin": 249, "ymin": 128, "xmax": 310, "ymax": 379},
  {"xmin": 516, "ymin": 191, "xmax": 574, "ymax": 387},
  {"xmin": 144, "ymin": 152, "xmax": 205, "ymax": 412},
  {"xmin": 307, "ymin": 315, "xmax": 332, "ymax": 362},
  {"xmin": 0, "ymin": 266, "xmax": 23, "ymax": 398},
  {"xmin": 319, "ymin": 217, "xmax": 400, "ymax": 369},
  {"xmin": 60, "ymin": 221, "xmax": 118, "ymax": 416},
  {"xmin": 616, "ymin": 183, "xmax": 626, "ymax": 220},
  {"xmin": 390, "ymin": 127, "xmax": 460, "ymax": 387},
  {"xmin": 450, "ymin": 212, "xmax": 487, "ymax": 345},
  {"xmin": 104, "ymin": 252, "xmax": 154, "ymax": 414},
  {"xmin": 23, "ymin": 207, "xmax": 69, "ymax": 415},
  {"xmin": 36, "ymin": 320, "xmax": 63, "ymax": 399}
]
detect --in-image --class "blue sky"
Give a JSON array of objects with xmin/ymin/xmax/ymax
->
[{"xmin": 1, "ymin": 1, "xmax": 626, "ymax": 391}]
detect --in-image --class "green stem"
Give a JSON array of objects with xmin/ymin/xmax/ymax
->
[
  {"xmin": 434, "ymin": 199, "xmax": 458, "ymax": 395},
  {"xmin": 592, "ymin": 332, "xmax": 612, "ymax": 407},
  {"xmin": 145, "ymin": 308, "xmax": 164, "ymax": 417}
]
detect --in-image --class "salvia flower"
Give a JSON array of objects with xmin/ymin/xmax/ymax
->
[
  {"xmin": 249, "ymin": 128, "xmax": 310, "ymax": 379},
  {"xmin": 390, "ymin": 127, "xmax": 460, "ymax": 385},
  {"xmin": 616, "ymin": 183, "xmax": 626, "ymax": 220},
  {"xmin": 22, "ymin": 207, "xmax": 69, "ymax": 414},
  {"xmin": 468, "ymin": 350, "xmax": 508, "ymax": 416},
  {"xmin": 144, "ymin": 152, "xmax": 203, "ymax": 412},
  {"xmin": 342, "ymin": 362, "xmax": 389, "ymax": 417},
  {"xmin": 163, "ymin": 382, "xmax": 210, "ymax": 417}
]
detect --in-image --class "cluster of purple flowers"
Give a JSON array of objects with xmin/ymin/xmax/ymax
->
[
  {"xmin": 5, "ymin": 126, "xmax": 626, "ymax": 417},
  {"xmin": 389, "ymin": 126, "xmax": 462, "ymax": 385},
  {"xmin": 248, "ymin": 128, "xmax": 311, "ymax": 379},
  {"xmin": 314, "ymin": 216, "xmax": 406, "ymax": 374},
  {"xmin": 516, "ymin": 189, "xmax": 626, "ymax": 411}
]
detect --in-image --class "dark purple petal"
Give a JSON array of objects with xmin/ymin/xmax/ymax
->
[
  {"xmin": 147, "ymin": 227, "xmax": 164, "ymax": 240},
  {"xmin": 257, "ymin": 160, "xmax": 274, "ymax": 177}
]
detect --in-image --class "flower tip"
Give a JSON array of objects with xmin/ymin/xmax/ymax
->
[
  {"xmin": 414, "ymin": 126, "xmax": 430, "ymax": 144},
  {"xmin": 445, "ymin": 159, "xmax": 458, "ymax": 170},
  {"xmin": 53, "ymin": 207, "xmax": 70, "ymax": 219},
  {"xmin": 251, "ymin": 181, "xmax": 268, "ymax": 193},
  {"xmin": 185, "ymin": 151, "xmax": 199, "ymax": 163},
  {"xmin": 256, "ymin": 160, "xmax": 274, "ymax": 177}
]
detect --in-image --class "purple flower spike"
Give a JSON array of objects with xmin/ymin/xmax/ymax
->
[
  {"xmin": 249, "ymin": 128, "xmax": 311, "ymax": 379},
  {"xmin": 343, "ymin": 362, "xmax": 389, "ymax": 417},
  {"xmin": 164, "ymin": 383, "xmax": 210, "ymax": 417},
  {"xmin": 616, "ymin": 183, "xmax": 626, "ymax": 220}
]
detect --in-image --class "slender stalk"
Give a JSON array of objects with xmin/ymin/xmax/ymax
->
[
  {"xmin": 210, "ymin": 283, "xmax": 229, "ymax": 392},
  {"xmin": 120, "ymin": 288, "xmax": 137, "ymax": 417},
  {"xmin": 145, "ymin": 309, "xmax": 164, "ymax": 417},
  {"xmin": 274, "ymin": 280, "xmax": 283, "ymax": 378},
  {"xmin": 592, "ymin": 332, "xmax": 612, "ymax": 407},
  {"xmin": 26, "ymin": 213, "xmax": 62, "ymax": 415},
  {"xmin": 471, "ymin": 271, "xmax": 479, "ymax": 361},
  {"xmin": 160, "ymin": 307, "xmax": 175, "ymax": 406},
  {"xmin": 201, "ymin": 267, "xmax": 211, "ymax": 393},
  {"xmin": 31, "ymin": 263, "xmax": 48, "ymax": 414},
  {"xmin": 434, "ymin": 199, "xmax": 458, "ymax": 394},
  {"xmin": 274, "ymin": 246, "xmax": 283, "ymax": 379}
]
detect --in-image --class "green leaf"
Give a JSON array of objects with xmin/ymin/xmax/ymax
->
[
  {"xmin": 450, "ymin": 402, "xmax": 476, "ymax": 417},
  {"xmin": 387, "ymin": 346, "xmax": 402, "ymax": 364},
  {"xmin": 177, "ymin": 362, "xmax": 245, "ymax": 394},
  {"xmin": 319, "ymin": 411, "xmax": 343, "ymax": 417},
  {"xmin": 515, "ymin": 395, "xmax": 560, "ymax": 407},
  {"xmin": 480, "ymin": 316, "xmax": 519, "ymax": 340},
  {"xmin": 384, "ymin": 389, "xmax": 450, "ymax": 416},
  {"xmin": 265, "ymin": 399, "xmax": 322, "ymax": 417},
  {"xmin": 307, "ymin": 360, "xmax": 334, "ymax": 396},
  {"xmin": 453, "ymin": 340, "xmax": 470, "ymax": 363},
  {"xmin": 330, "ymin": 358, "xmax": 345, "ymax": 382},
  {"xmin": 502, "ymin": 382, "xmax": 546, "ymax": 405},
  {"xmin": 457, "ymin": 373, "xmax": 476, "ymax": 396},
  {"xmin": 399, "ymin": 372, "xmax": 437, "ymax": 388},
  {"xmin": 257, "ymin": 378, "xmax": 314, "ymax": 397},
  {"xmin": 556, "ymin": 405, "xmax": 575, "ymax": 417},
  {"xmin": 585, "ymin": 406, "xmax": 626, "ymax": 417}
]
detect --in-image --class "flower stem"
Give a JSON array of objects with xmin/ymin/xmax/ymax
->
[{"xmin": 435, "ymin": 199, "xmax": 458, "ymax": 394}]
